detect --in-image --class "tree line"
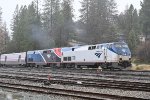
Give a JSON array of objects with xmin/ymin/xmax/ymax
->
[
  {"xmin": 0, "ymin": 0, "xmax": 150, "ymax": 62},
  {"xmin": 0, "ymin": 8, "xmax": 9, "ymax": 53},
  {"xmin": 9, "ymin": 0, "xmax": 74, "ymax": 52}
]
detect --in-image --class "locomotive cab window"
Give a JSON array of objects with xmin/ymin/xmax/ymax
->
[
  {"xmin": 63, "ymin": 57, "xmax": 67, "ymax": 61},
  {"xmin": 68, "ymin": 57, "xmax": 71, "ymax": 61},
  {"xmin": 88, "ymin": 46, "xmax": 96, "ymax": 50},
  {"xmin": 92, "ymin": 46, "xmax": 96, "ymax": 49}
]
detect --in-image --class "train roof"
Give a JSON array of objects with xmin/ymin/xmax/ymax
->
[
  {"xmin": 96, "ymin": 42, "xmax": 127, "ymax": 45},
  {"xmin": 1, "ymin": 52, "xmax": 26, "ymax": 55}
]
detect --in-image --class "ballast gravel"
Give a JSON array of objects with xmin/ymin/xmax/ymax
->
[
  {"xmin": 0, "ymin": 87, "xmax": 84, "ymax": 100},
  {"xmin": 0, "ymin": 78, "xmax": 150, "ymax": 99}
]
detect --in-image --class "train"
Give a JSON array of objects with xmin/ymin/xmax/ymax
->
[{"xmin": 0, "ymin": 42, "xmax": 131, "ymax": 70}]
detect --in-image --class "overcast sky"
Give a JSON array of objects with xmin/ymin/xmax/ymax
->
[{"xmin": 0, "ymin": 0, "xmax": 142, "ymax": 32}]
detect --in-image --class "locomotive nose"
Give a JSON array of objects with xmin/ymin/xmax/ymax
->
[{"xmin": 119, "ymin": 55, "xmax": 131, "ymax": 61}]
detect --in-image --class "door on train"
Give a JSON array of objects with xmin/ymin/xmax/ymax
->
[{"xmin": 103, "ymin": 46, "xmax": 107, "ymax": 62}]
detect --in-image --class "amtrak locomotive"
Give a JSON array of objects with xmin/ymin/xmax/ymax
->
[
  {"xmin": 0, "ymin": 42, "xmax": 131, "ymax": 70},
  {"xmin": 61, "ymin": 42, "xmax": 131, "ymax": 69}
]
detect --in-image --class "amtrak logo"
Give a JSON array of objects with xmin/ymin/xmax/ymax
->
[{"xmin": 95, "ymin": 53, "xmax": 102, "ymax": 58}]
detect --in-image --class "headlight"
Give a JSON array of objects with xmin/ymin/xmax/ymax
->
[{"xmin": 129, "ymin": 58, "xmax": 131, "ymax": 60}]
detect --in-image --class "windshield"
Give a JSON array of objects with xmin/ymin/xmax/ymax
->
[
  {"xmin": 113, "ymin": 43, "xmax": 131, "ymax": 56},
  {"xmin": 114, "ymin": 43, "xmax": 128, "ymax": 48}
]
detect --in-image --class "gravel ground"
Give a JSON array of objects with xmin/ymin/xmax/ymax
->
[
  {"xmin": 0, "ymin": 78, "xmax": 150, "ymax": 99},
  {"xmin": 0, "ymin": 67, "xmax": 150, "ymax": 80},
  {"xmin": 0, "ymin": 69, "xmax": 150, "ymax": 83},
  {"xmin": 1, "ymin": 67, "xmax": 150, "ymax": 76},
  {"xmin": 0, "ymin": 67, "xmax": 150, "ymax": 99},
  {"xmin": 0, "ymin": 87, "xmax": 84, "ymax": 100}
]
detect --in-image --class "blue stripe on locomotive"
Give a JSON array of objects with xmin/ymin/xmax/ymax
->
[{"xmin": 27, "ymin": 51, "xmax": 44, "ymax": 62}]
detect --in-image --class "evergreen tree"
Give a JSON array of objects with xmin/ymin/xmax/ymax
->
[
  {"xmin": 42, "ymin": 0, "xmax": 54, "ymax": 34},
  {"xmin": 2, "ymin": 22, "xmax": 10, "ymax": 53},
  {"xmin": 80, "ymin": 0, "xmax": 117, "ymax": 44},
  {"xmin": 140, "ymin": 0, "xmax": 150, "ymax": 39},
  {"xmin": 15, "ymin": 6, "xmax": 30, "ymax": 51},
  {"xmin": 0, "ymin": 7, "xmax": 2, "ymax": 24},
  {"xmin": 117, "ymin": 4, "xmax": 140, "ymax": 52},
  {"xmin": 0, "ymin": 8, "xmax": 9, "ymax": 53},
  {"xmin": 61, "ymin": 0, "xmax": 74, "ymax": 46},
  {"xmin": 52, "ymin": 0, "xmax": 63, "ymax": 47},
  {"xmin": 42, "ymin": 0, "xmax": 74, "ymax": 47},
  {"xmin": 27, "ymin": 2, "xmax": 42, "ymax": 49},
  {"xmin": 11, "ymin": 2, "xmax": 43, "ymax": 52},
  {"xmin": 42, "ymin": 0, "xmax": 62, "ymax": 47},
  {"xmin": 137, "ymin": 0, "xmax": 150, "ymax": 62}
]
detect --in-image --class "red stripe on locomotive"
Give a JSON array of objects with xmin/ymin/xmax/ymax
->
[{"xmin": 54, "ymin": 48, "xmax": 62, "ymax": 57}]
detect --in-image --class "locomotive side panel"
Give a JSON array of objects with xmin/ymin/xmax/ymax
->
[
  {"xmin": 27, "ymin": 50, "xmax": 46, "ymax": 66},
  {"xmin": 62, "ymin": 50, "xmax": 104, "ymax": 63}
]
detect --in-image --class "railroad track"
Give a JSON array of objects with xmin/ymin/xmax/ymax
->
[
  {"xmin": 0, "ymin": 81, "xmax": 147, "ymax": 100},
  {"xmin": 0, "ymin": 68, "xmax": 150, "ymax": 82},
  {"xmin": 0, "ymin": 67, "xmax": 150, "ymax": 79},
  {"xmin": 1, "ymin": 72, "xmax": 150, "ymax": 89},
  {"xmin": 0, "ymin": 68, "xmax": 150, "ymax": 99},
  {"xmin": 0, "ymin": 74, "xmax": 150, "ymax": 92}
]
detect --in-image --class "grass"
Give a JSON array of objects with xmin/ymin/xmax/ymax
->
[
  {"xmin": 130, "ymin": 58, "xmax": 150, "ymax": 71},
  {"xmin": 131, "ymin": 63, "xmax": 150, "ymax": 71}
]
